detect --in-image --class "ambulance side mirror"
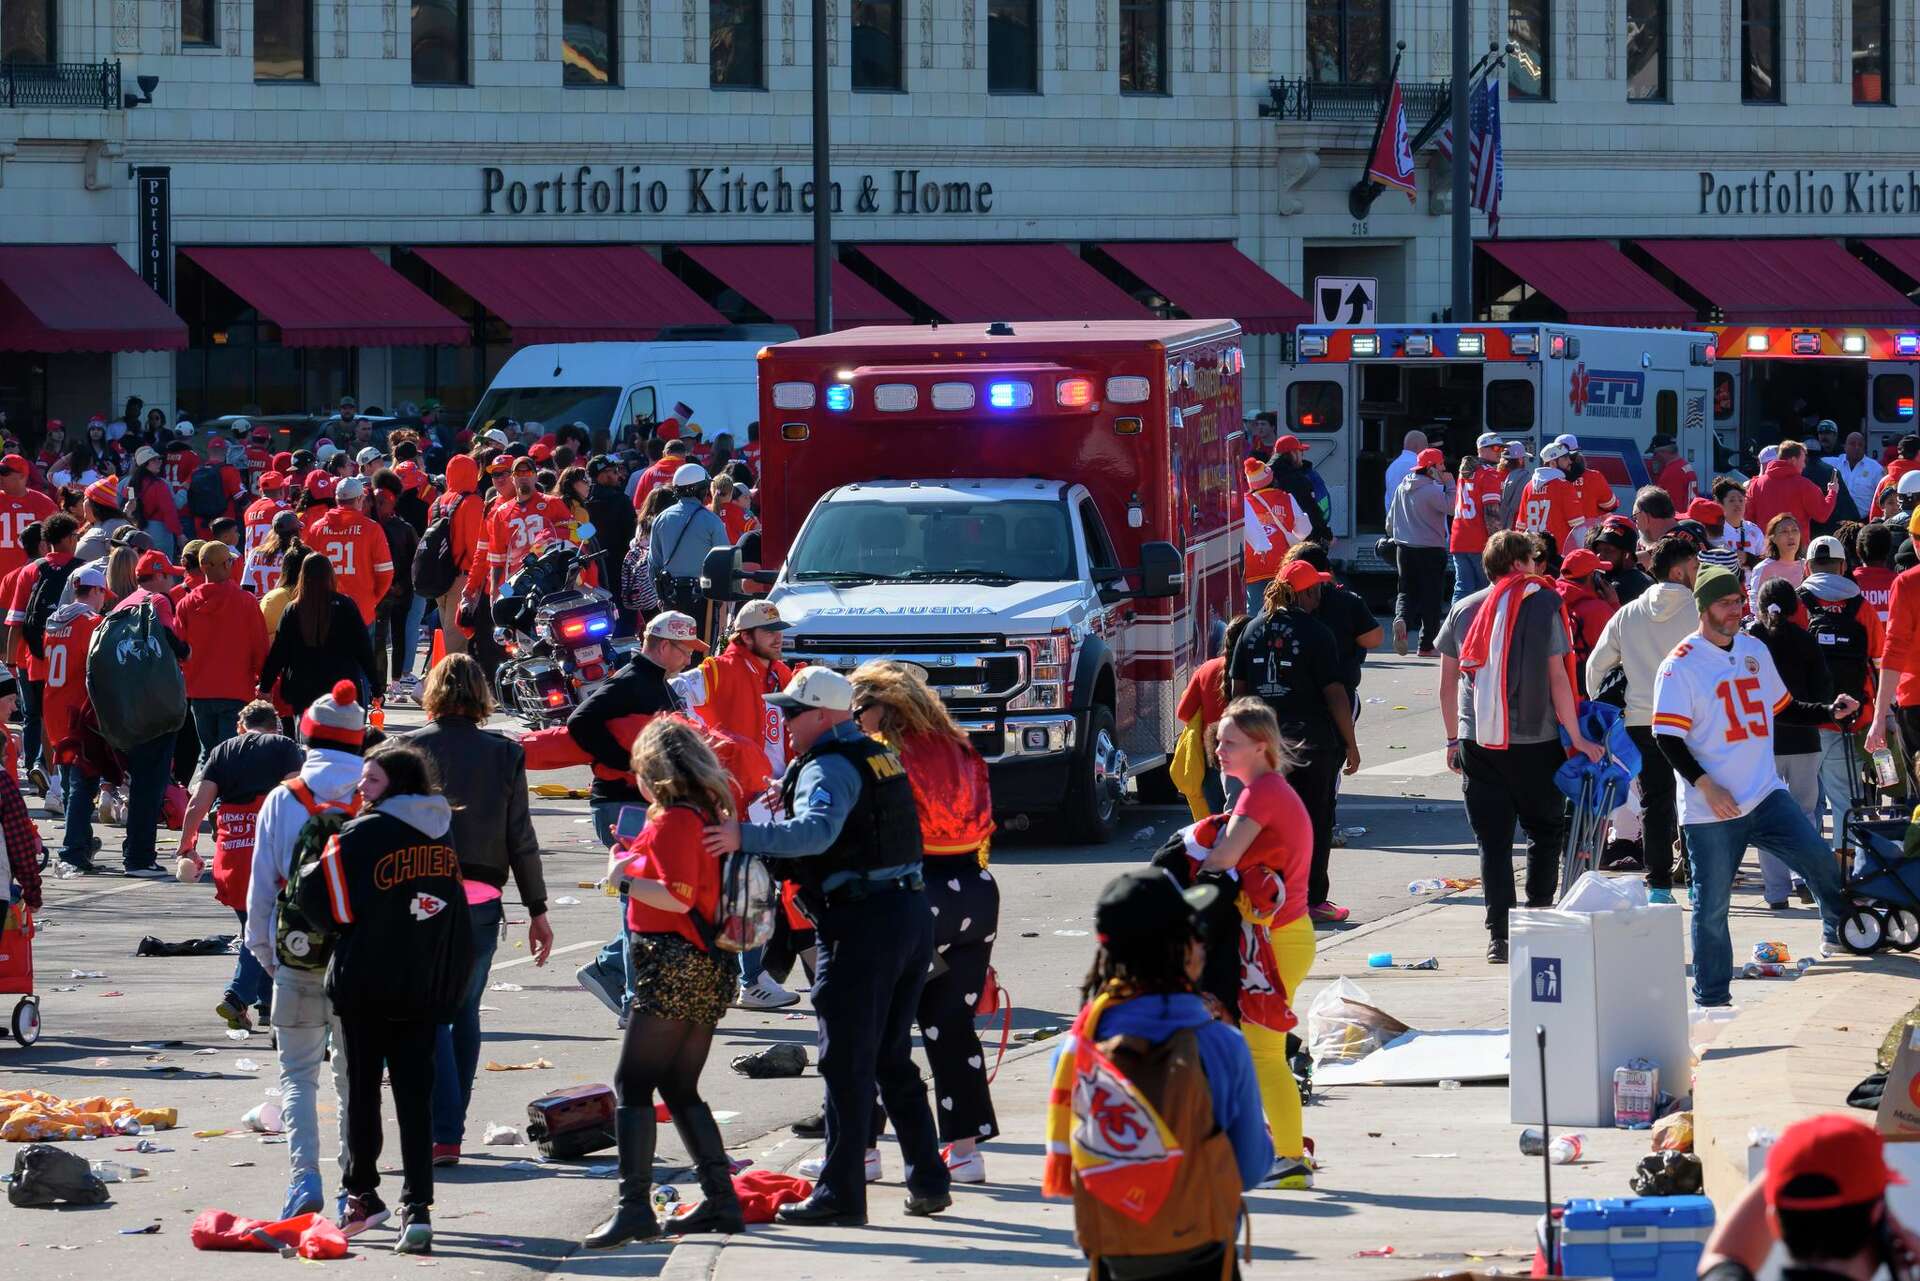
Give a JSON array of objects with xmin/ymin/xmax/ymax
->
[
  {"xmin": 1133, "ymin": 541, "xmax": 1184, "ymax": 600},
  {"xmin": 701, "ymin": 546, "xmax": 742, "ymax": 602}
]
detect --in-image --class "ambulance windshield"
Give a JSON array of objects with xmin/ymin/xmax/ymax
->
[{"xmin": 789, "ymin": 500, "xmax": 1074, "ymax": 583}]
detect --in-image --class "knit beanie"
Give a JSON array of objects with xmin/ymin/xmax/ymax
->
[
  {"xmin": 300, "ymin": 680, "xmax": 367, "ymax": 754},
  {"xmin": 1692, "ymin": 565, "xmax": 1743, "ymax": 611}
]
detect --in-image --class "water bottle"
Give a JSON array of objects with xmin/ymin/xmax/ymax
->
[
  {"xmin": 1366, "ymin": 952, "xmax": 1393, "ymax": 968},
  {"xmin": 1408, "ymin": 878, "xmax": 1447, "ymax": 895},
  {"xmin": 1874, "ymin": 746, "xmax": 1900, "ymax": 788},
  {"xmin": 89, "ymin": 1160, "xmax": 147, "ymax": 1183},
  {"xmin": 1548, "ymin": 1133, "xmax": 1586, "ymax": 1165}
]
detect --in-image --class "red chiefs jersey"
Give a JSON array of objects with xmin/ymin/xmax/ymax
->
[
  {"xmin": 309, "ymin": 507, "xmax": 395, "ymax": 625},
  {"xmin": 41, "ymin": 606, "xmax": 101, "ymax": 766},
  {"xmin": 485, "ymin": 494, "xmax": 572, "ymax": 580},
  {"xmin": 0, "ymin": 488, "xmax": 55, "ymax": 582},
  {"xmin": 243, "ymin": 496, "xmax": 288, "ymax": 561},
  {"xmin": 1449, "ymin": 467, "xmax": 1506, "ymax": 555}
]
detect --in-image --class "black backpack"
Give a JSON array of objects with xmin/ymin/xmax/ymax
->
[
  {"xmin": 412, "ymin": 494, "xmax": 467, "ymax": 600},
  {"xmin": 1800, "ymin": 587, "xmax": 1872, "ymax": 699},
  {"xmin": 21, "ymin": 559, "xmax": 82, "ymax": 659},
  {"xmin": 187, "ymin": 462, "xmax": 228, "ymax": 520}
]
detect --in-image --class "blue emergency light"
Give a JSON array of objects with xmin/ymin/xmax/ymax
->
[
  {"xmin": 989, "ymin": 382, "xmax": 1017, "ymax": 408},
  {"xmin": 825, "ymin": 383, "xmax": 854, "ymax": 411},
  {"xmin": 1899, "ymin": 333, "xmax": 1920, "ymax": 356}
]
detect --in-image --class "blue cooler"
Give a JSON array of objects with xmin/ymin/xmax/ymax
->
[{"xmin": 1560, "ymin": 1196, "xmax": 1714, "ymax": 1280}]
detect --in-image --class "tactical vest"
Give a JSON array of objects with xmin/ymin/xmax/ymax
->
[{"xmin": 777, "ymin": 733, "xmax": 922, "ymax": 897}]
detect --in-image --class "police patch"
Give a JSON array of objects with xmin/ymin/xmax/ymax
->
[{"xmin": 808, "ymin": 786, "xmax": 833, "ymax": 810}]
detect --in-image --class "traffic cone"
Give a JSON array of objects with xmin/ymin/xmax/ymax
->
[{"xmin": 428, "ymin": 627, "xmax": 446, "ymax": 671}]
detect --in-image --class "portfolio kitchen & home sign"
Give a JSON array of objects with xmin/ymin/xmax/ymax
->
[
  {"xmin": 1698, "ymin": 169, "xmax": 1920, "ymax": 217},
  {"xmin": 480, "ymin": 165, "xmax": 996, "ymax": 217}
]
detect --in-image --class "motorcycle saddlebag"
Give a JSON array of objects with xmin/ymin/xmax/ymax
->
[{"xmin": 525, "ymin": 1083, "xmax": 617, "ymax": 1159}]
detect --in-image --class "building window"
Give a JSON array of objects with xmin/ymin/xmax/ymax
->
[
  {"xmin": 709, "ymin": 0, "xmax": 762, "ymax": 86},
  {"xmin": 1305, "ymin": 0, "xmax": 1388, "ymax": 82},
  {"xmin": 1741, "ymin": 0, "xmax": 1780, "ymax": 100},
  {"xmin": 182, "ymin": 0, "xmax": 218, "ymax": 46},
  {"xmin": 988, "ymin": 0, "xmax": 1038, "ymax": 92},
  {"xmin": 412, "ymin": 0, "xmax": 466, "ymax": 84},
  {"xmin": 1854, "ymin": 0, "xmax": 1890, "ymax": 101},
  {"xmin": 852, "ymin": 0, "xmax": 902, "ymax": 88},
  {"xmin": 1626, "ymin": 0, "xmax": 1664, "ymax": 98},
  {"xmin": 1118, "ymin": 0, "xmax": 1166, "ymax": 92},
  {"xmin": 254, "ymin": 0, "xmax": 312, "ymax": 80},
  {"xmin": 1508, "ymin": 0, "xmax": 1549, "ymax": 97},
  {"xmin": 2, "ymin": 0, "xmax": 53, "ymax": 61},
  {"xmin": 564, "ymin": 0, "xmax": 618, "ymax": 83}
]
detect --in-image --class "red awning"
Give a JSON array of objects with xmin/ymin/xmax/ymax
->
[
  {"xmin": 858, "ymin": 244, "xmax": 1150, "ymax": 322},
  {"xmin": 1478, "ymin": 240, "xmax": 1696, "ymax": 328},
  {"xmin": 1631, "ymin": 238, "xmax": 1918, "ymax": 326},
  {"xmin": 1863, "ymin": 239, "xmax": 1920, "ymax": 292},
  {"xmin": 411, "ymin": 246, "xmax": 725, "ymax": 342},
  {"xmin": 0, "ymin": 245, "xmax": 186, "ymax": 353},
  {"xmin": 678, "ymin": 245, "xmax": 906, "ymax": 336},
  {"xmin": 1095, "ymin": 242, "xmax": 1309, "ymax": 334},
  {"xmin": 181, "ymin": 247, "xmax": 469, "ymax": 347}
]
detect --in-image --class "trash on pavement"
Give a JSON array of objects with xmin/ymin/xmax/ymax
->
[
  {"xmin": 1651, "ymin": 1112, "xmax": 1693, "ymax": 1153},
  {"xmin": 88, "ymin": 1160, "xmax": 147, "ymax": 1182},
  {"xmin": 1613, "ymin": 1061, "xmax": 1659, "ymax": 1129},
  {"xmin": 117, "ymin": 1221, "xmax": 162, "ymax": 1234},
  {"xmin": 1751, "ymin": 940, "xmax": 1792, "ymax": 964},
  {"xmin": 1304, "ymin": 978, "xmax": 1411, "ymax": 1069},
  {"xmin": 1366, "ymin": 952, "xmax": 1394, "ymax": 968},
  {"xmin": 7, "ymin": 1145, "xmax": 110, "ymax": 1206},
  {"xmin": 1403, "ymin": 957, "xmax": 1439, "ymax": 971},
  {"xmin": 69, "ymin": 970, "xmax": 106, "ymax": 979},
  {"xmin": 1352, "ymin": 1245, "xmax": 1396, "ymax": 1258},
  {"xmin": 1132, "ymin": 826, "xmax": 1156, "ymax": 841},
  {"xmin": 189, "ymin": 1209, "xmax": 349, "ymax": 1260},
  {"xmin": 482, "ymin": 1123, "xmax": 523, "ymax": 1145},
  {"xmin": 192, "ymin": 1129, "xmax": 232, "ymax": 1138},
  {"xmin": 526, "ymin": 1084, "xmax": 617, "ymax": 1159},
  {"xmin": 1548, "ymin": 1133, "xmax": 1586, "ymax": 1164},
  {"xmin": 233, "ymin": 1059, "xmax": 262, "ymax": 1072},
  {"xmin": 484, "ymin": 1058, "xmax": 554, "ymax": 1072},
  {"xmin": 488, "ymin": 983, "xmax": 524, "ymax": 992},
  {"xmin": 134, "ymin": 935, "xmax": 235, "ymax": 957},
  {"xmin": 730, "ymin": 1044, "xmax": 807, "ymax": 1079},
  {"xmin": 1053, "ymin": 929, "xmax": 1089, "ymax": 937},
  {"xmin": 0, "ymin": 1091, "xmax": 177, "ymax": 1141},
  {"xmin": 1630, "ymin": 1150, "xmax": 1704, "ymax": 1197},
  {"xmin": 652, "ymin": 1186, "xmax": 679, "ymax": 1208},
  {"xmin": 241, "ymin": 1102, "xmax": 283, "ymax": 1134},
  {"xmin": 224, "ymin": 1028, "xmax": 251, "ymax": 1041},
  {"xmin": 1315, "ymin": 1028, "xmax": 1509, "ymax": 1086},
  {"xmin": 1520, "ymin": 1127, "xmax": 1547, "ymax": 1156},
  {"xmin": 551, "ymin": 896, "xmax": 581, "ymax": 907}
]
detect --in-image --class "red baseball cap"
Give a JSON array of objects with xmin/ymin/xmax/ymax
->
[
  {"xmin": 528, "ymin": 441, "xmax": 554, "ymax": 463},
  {"xmin": 1765, "ymin": 1114, "xmax": 1904, "ymax": 1210},
  {"xmin": 393, "ymin": 460, "xmax": 428, "ymax": 491},
  {"xmin": 259, "ymin": 470, "xmax": 288, "ymax": 490},
  {"xmin": 134, "ymin": 550, "xmax": 184, "ymax": 580},
  {"xmin": 1280, "ymin": 560, "xmax": 1333, "ymax": 592},
  {"xmin": 1559, "ymin": 548, "xmax": 1603, "ymax": 579},
  {"xmin": 0, "ymin": 454, "xmax": 29, "ymax": 476},
  {"xmin": 1687, "ymin": 497, "xmax": 1725, "ymax": 525},
  {"xmin": 1416, "ymin": 447, "xmax": 1446, "ymax": 470},
  {"xmin": 308, "ymin": 473, "xmax": 337, "ymax": 501},
  {"xmin": 1272, "ymin": 434, "xmax": 1310, "ymax": 454},
  {"xmin": 272, "ymin": 451, "xmax": 295, "ymax": 472}
]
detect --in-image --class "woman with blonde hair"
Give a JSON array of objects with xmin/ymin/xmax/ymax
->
[
  {"xmin": 104, "ymin": 543, "xmax": 139, "ymax": 606},
  {"xmin": 583, "ymin": 716, "xmax": 743, "ymax": 1248},
  {"xmin": 1199, "ymin": 695, "xmax": 1317, "ymax": 1192},
  {"xmin": 843, "ymin": 660, "xmax": 999, "ymax": 1184}
]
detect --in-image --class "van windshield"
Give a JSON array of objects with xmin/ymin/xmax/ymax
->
[
  {"xmin": 468, "ymin": 386, "xmax": 620, "ymax": 434},
  {"xmin": 788, "ymin": 500, "xmax": 1075, "ymax": 583}
]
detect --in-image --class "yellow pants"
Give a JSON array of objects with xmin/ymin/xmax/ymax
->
[{"xmin": 1243, "ymin": 914, "xmax": 1316, "ymax": 1160}]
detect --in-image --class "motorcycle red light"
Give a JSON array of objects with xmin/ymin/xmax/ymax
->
[{"xmin": 543, "ymin": 688, "xmax": 569, "ymax": 708}]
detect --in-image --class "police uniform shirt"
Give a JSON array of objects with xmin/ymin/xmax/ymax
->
[
  {"xmin": 1229, "ymin": 606, "xmax": 1343, "ymax": 750},
  {"xmin": 741, "ymin": 720, "xmax": 919, "ymax": 893},
  {"xmin": 645, "ymin": 498, "xmax": 730, "ymax": 584}
]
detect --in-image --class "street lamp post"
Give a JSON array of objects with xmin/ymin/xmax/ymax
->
[
  {"xmin": 1450, "ymin": 0, "xmax": 1471, "ymax": 322},
  {"xmin": 811, "ymin": 0, "xmax": 832, "ymax": 334}
]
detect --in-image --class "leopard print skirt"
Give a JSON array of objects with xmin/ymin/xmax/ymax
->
[{"xmin": 628, "ymin": 932, "xmax": 733, "ymax": 1027}]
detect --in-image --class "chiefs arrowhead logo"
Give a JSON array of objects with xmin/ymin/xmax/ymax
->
[{"xmin": 409, "ymin": 893, "xmax": 448, "ymax": 921}]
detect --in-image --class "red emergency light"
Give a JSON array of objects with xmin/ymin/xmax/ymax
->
[
  {"xmin": 1900, "ymin": 396, "xmax": 1916, "ymax": 419},
  {"xmin": 1056, "ymin": 377, "xmax": 1095, "ymax": 408}
]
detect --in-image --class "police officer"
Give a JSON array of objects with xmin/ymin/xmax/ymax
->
[
  {"xmin": 645, "ymin": 463, "xmax": 729, "ymax": 629},
  {"xmin": 704, "ymin": 667, "xmax": 951, "ymax": 1227}
]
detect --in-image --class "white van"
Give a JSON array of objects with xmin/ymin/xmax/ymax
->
[{"xmin": 467, "ymin": 324, "xmax": 794, "ymax": 446}]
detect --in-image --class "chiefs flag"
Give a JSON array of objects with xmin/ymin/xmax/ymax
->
[{"xmin": 1365, "ymin": 80, "xmax": 1418, "ymax": 203}]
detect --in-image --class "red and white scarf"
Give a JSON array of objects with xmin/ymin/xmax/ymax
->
[{"xmin": 1458, "ymin": 572, "xmax": 1577, "ymax": 750}]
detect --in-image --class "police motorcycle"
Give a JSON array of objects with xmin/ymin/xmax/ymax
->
[{"xmin": 493, "ymin": 523, "xmax": 637, "ymax": 724}]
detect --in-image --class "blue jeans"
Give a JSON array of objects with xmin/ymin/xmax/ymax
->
[
  {"xmin": 122, "ymin": 732, "xmax": 175, "ymax": 870},
  {"xmin": 1682, "ymin": 789, "xmax": 1847, "ymax": 1006},
  {"xmin": 1451, "ymin": 551, "xmax": 1489, "ymax": 605},
  {"xmin": 431, "ymin": 897, "xmax": 503, "ymax": 1147},
  {"xmin": 392, "ymin": 595, "xmax": 428, "ymax": 679},
  {"xmin": 59, "ymin": 763, "xmax": 98, "ymax": 867},
  {"xmin": 592, "ymin": 800, "xmax": 638, "ymax": 849},
  {"xmin": 1817, "ymin": 727, "xmax": 1860, "ymax": 851},
  {"xmin": 191, "ymin": 698, "xmax": 245, "ymax": 771},
  {"xmin": 228, "ymin": 908, "xmax": 271, "ymax": 1012},
  {"xmin": 19, "ymin": 676, "xmax": 42, "ymax": 777},
  {"xmin": 739, "ymin": 945, "xmax": 765, "ymax": 986},
  {"xmin": 142, "ymin": 522, "xmax": 176, "ymax": 558}
]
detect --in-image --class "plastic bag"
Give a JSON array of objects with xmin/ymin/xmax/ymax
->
[
  {"xmin": 189, "ymin": 1209, "xmax": 349, "ymax": 1259},
  {"xmin": 729, "ymin": 1044, "xmax": 807, "ymax": 1079},
  {"xmin": 8, "ymin": 1144, "xmax": 111, "ymax": 1206},
  {"xmin": 1558, "ymin": 870, "xmax": 1650, "ymax": 913},
  {"xmin": 1305, "ymin": 977, "xmax": 1409, "ymax": 1069},
  {"xmin": 1630, "ymin": 1149, "xmax": 1703, "ymax": 1197},
  {"xmin": 1651, "ymin": 1110, "xmax": 1694, "ymax": 1153}
]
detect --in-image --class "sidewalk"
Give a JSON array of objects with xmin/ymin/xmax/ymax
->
[{"xmin": 657, "ymin": 877, "xmax": 1859, "ymax": 1281}]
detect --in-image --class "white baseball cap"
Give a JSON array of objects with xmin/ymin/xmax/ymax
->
[
  {"xmin": 767, "ymin": 665, "xmax": 855, "ymax": 714},
  {"xmin": 133, "ymin": 445, "xmax": 159, "ymax": 467},
  {"xmin": 174, "ymin": 421, "xmax": 196, "ymax": 437},
  {"xmin": 644, "ymin": 611, "xmax": 710, "ymax": 652},
  {"xmin": 335, "ymin": 476, "xmax": 367, "ymax": 502},
  {"xmin": 1541, "ymin": 442, "xmax": 1571, "ymax": 463},
  {"xmin": 355, "ymin": 446, "xmax": 383, "ymax": 465},
  {"xmin": 1758, "ymin": 445, "xmax": 1781, "ymax": 465},
  {"xmin": 732, "ymin": 600, "xmax": 789, "ymax": 632},
  {"xmin": 71, "ymin": 563, "xmax": 107, "ymax": 591},
  {"xmin": 1554, "ymin": 433, "xmax": 1580, "ymax": 451},
  {"xmin": 483, "ymin": 428, "xmax": 510, "ymax": 448},
  {"xmin": 1505, "ymin": 439, "xmax": 1530, "ymax": 458},
  {"xmin": 1807, "ymin": 535, "xmax": 1848, "ymax": 561},
  {"xmin": 672, "ymin": 463, "xmax": 710, "ymax": 488},
  {"xmin": 1476, "ymin": 432, "xmax": 1504, "ymax": 450}
]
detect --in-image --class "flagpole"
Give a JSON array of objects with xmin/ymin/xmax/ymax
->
[
  {"xmin": 1449, "ymin": 0, "xmax": 1471, "ymax": 321},
  {"xmin": 1347, "ymin": 43, "xmax": 1404, "ymax": 220}
]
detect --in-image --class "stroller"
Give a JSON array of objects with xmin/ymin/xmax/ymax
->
[
  {"xmin": 0, "ymin": 891, "xmax": 40, "ymax": 1046},
  {"xmin": 1552, "ymin": 702, "xmax": 1642, "ymax": 899},
  {"xmin": 1835, "ymin": 737, "xmax": 1920, "ymax": 954}
]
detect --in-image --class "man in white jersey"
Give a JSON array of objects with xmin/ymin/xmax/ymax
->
[{"xmin": 1650, "ymin": 565, "xmax": 1855, "ymax": 1007}]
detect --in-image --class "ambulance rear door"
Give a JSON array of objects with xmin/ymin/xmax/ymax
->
[
  {"xmin": 1275, "ymin": 360, "xmax": 1353, "ymax": 539},
  {"xmin": 1868, "ymin": 360, "xmax": 1918, "ymax": 452}
]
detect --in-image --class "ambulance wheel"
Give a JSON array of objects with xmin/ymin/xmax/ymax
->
[
  {"xmin": 12, "ymin": 997, "xmax": 39, "ymax": 1047},
  {"xmin": 1840, "ymin": 907, "xmax": 1886, "ymax": 955},
  {"xmin": 1884, "ymin": 907, "xmax": 1920, "ymax": 953},
  {"xmin": 1064, "ymin": 704, "xmax": 1121, "ymax": 846}
]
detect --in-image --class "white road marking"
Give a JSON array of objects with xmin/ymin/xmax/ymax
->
[{"xmin": 1355, "ymin": 747, "xmax": 1455, "ymax": 777}]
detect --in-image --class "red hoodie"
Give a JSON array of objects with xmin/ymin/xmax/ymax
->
[
  {"xmin": 177, "ymin": 577, "xmax": 272, "ymax": 700},
  {"xmin": 1553, "ymin": 576, "xmax": 1617, "ymax": 689},
  {"xmin": 1871, "ymin": 457, "xmax": 1920, "ymax": 519},
  {"xmin": 1746, "ymin": 459, "xmax": 1838, "ymax": 537}
]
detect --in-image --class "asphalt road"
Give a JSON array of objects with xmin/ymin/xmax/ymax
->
[{"xmin": 1, "ymin": 642, "xmax": 1486, "ymax": 1278}]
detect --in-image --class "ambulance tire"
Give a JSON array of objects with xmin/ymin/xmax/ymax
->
[{"xmin": 1064, "ymin": 704, "xmax": 1121, "ymax": 845}]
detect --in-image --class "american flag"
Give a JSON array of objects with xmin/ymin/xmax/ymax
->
[{"xmin": 1435, "ymin": 73, "xmax": 1504, "ymax": 234}]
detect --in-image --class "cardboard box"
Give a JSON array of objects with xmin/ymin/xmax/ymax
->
[{"xmin": 1878, "ymin": 1025, "xmax": 1920, "ymax": 1138}]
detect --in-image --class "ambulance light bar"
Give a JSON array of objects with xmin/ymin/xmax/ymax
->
[
  {"xmin": 1106, "ymin": 376, "xmax": 1151, "ymax": 403},
  {"xmin": 988, "ymin": 381, "xmax": 1033, "ymax": 409},
  {"xmin": 1297, "ymin": 335, "xmax": 1328, "ymax": 358},
  {"xmin": 1790, "ymin": 333, "xmax": 1822, "ymax": 355},
  {"xmin": 1899, "ymin": 334, "xmax": 1920, "ymax": 356},
  {"xmin": 771, "ymin": 381, "xmax": 816, "ymax": 409},
  {"xmin": 1507, "ymin": 332, "xmax": 1537, "ymax": 356},
  {"xmin": 825, "ymin": 383, "xmax": 854, "ymax": 411},
  {"xmin": 1843, "ymin": 333, "xmax": 1868, "ymax": 355},
  {"xmin": 1402, "ymin": 335, "xmax": 1434, "ymax": 357},
  {"xmin": 1350, "ymin": 334, "xmax": 1380, "ymax": 357},
  {"xmin": 1056, "ymin": 378, "xmax": 1096, "ymax": 408},
  {"xmin": 1899, "ymin": 397, "xmax": 1916, "ymax": 418},
  {"xmin": 1457, "ymin": 333, "xmax": 1487, "ymax": 357},
  {"xmin": 1746, "ymin": 332, "xmax": 1770, "ymax": 352},
  {"xmin": 930, "ymin": 382, "xmax": 976, "ymax": 410},
  {"xmin": 873, "ymin": 383, "xmax": 919, "ymax": 412}
]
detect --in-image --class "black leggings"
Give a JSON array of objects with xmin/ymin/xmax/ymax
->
[{"xmin": 613, "ymin": 1014, "xmax": 714, "ymax": 1110}]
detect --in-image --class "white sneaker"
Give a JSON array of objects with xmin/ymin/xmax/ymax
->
[
  {"xmin": 734, "ymin": 973, "xmax": 800, "ymax": 1010},
  {"xmin": 942, "ymin": 1146, "xmax": 986, "ymax": 1184},
  {"xmin": 797, "ymin": 1149, "xmax": 881, "ymax": 1183},
  {"xmin": 1820, "ymin": 940, "xmax": 1843, "ymax": 959},
  {"xmin": 41, "ymin": 790, "xmax": 63, "ymax": 818}
]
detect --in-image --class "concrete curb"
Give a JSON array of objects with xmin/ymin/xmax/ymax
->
[
  {"xmin": 650, "ymin": 893, "xmax": 1456, "ymax": 1279},
  {"xmin": 1694, "ymin": 953, "xmax": 1920, "ymax": 1209}
]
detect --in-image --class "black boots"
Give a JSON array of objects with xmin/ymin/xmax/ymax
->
[
  {"xmin": 583, "ymin": 1106, "xmax": 660, "ymax": 1249},
  {"xmin": 665, "ymin": 1102, "xmax": 744, "ymax": 1236}
]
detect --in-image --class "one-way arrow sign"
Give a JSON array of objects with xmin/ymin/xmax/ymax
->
[{"xmin": 1312, "ymin": 275, "xmax": 1378, "ymax": 326}]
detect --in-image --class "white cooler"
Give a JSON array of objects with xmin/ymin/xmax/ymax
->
[{"xmin": 1508, "ymin": 903, "xmax": 1690, "ymax": 1127}]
